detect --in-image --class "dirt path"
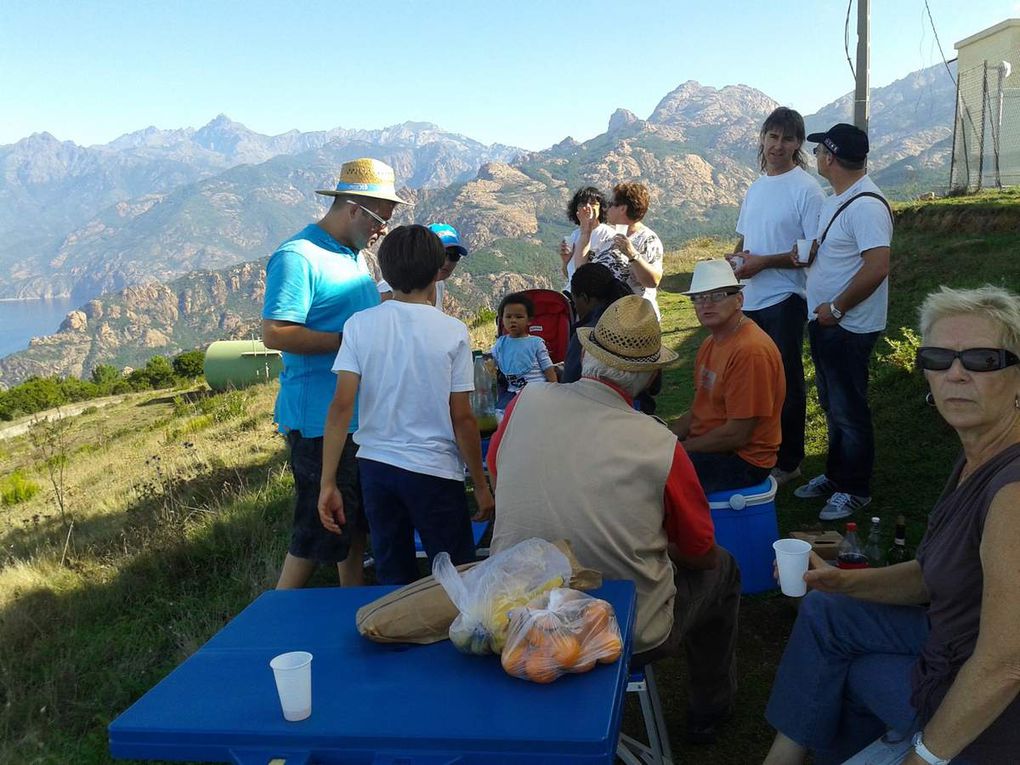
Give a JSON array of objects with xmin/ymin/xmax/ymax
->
[{"xmin": 0, "ymin": 395, "xmax": 128, "ymax": 441}]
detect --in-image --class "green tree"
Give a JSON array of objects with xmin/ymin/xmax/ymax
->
[
  {"xmin": 142, "ymin": 356, "xmax": 176, "ymax": 389},
  {"xmin": 172, "ymin": 349, "xmax": 206, "ymax": 379},
  {"xmin": 90, "ymin": 364, "xmax": 122, "ymax": 388}
]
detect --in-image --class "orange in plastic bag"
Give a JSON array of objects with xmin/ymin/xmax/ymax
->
[{"xmin": 501, "ymin": 588, "xmax": 623, "ymax": 684}]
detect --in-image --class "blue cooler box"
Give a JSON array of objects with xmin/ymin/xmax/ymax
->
[{"xmin": 706, "ymin": 476, "xmax": 779, "ymax": 594}]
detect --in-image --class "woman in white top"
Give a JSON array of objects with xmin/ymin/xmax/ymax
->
[
  {"xmin": 587, "ymin": 182, "xmax": 665, "ymax": 318},
  {"xmin": 559, "ymin": 186, "xmax": 615, "ymax": 294}
]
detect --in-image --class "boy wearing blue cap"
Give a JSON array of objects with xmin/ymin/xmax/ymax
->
[{"xmin": 377, "ymin": 222, "xmax": 467, "ymax": 311}]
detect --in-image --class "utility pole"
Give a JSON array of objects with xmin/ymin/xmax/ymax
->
[{"xmin": 854, "ymin": 0, "xmax": 870, "ymax": 133}]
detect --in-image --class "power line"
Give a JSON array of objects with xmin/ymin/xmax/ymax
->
[
  {"xmin": 844, "ymin": 0, "xmax": 856, "ymax": 79},
  {"xmin": 923, "ymin": 0, "xmax": 957, "ymax": 86}
]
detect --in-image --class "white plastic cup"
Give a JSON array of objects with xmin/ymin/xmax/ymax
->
[
  {"xmin": 796, "ymin": 238, "xmax": 813, "ymax": 264},
  {"xmin": 773, "ymin": 539, "xmax": 812, "ymax": 597},
  {"xmin": 615, "ymin": 224, "xmax": 629, "ymax": 236},
  {"xmin": 730, "ymin": 254, "xmax": 745, "ymax": 271},
  {"xmin": 270, "ymin": 651, "xmax": 312, "ymax": 721}
]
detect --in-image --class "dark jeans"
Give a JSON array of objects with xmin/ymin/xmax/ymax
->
[
  {"xmin": 686, "ymin": 451, "xmax": 770, "ymax": 495},
  {"xmin": 358, "ymin": 458, "xmax": 476, "ymax": 585},
  {"xmin": 808, "ymin": 321, "xmax": 880, "ymax": 497},
  {"xmin": 632, "ymin": 549, "xmax": 741, "ymax": 720},
  {"xmin": 745, "ymin": 295, "xmax": 807, "ymax": 472},
  {"xmin": 765, "ymin": 592, "xmax": 934, "ymax": 765}
]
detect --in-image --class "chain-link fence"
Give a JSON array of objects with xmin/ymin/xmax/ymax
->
[{"xmin": 950, "ymin": 61, "xmax": 1020, "ymax": 191}]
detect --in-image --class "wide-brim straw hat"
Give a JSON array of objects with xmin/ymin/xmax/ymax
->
[
  {"xmin": 577, "ymin": 295, "xmax": 679, "ymax": 372},
  {"xmin": 316, "ymin": 158, "xmax": 413, "ymax": 205},
  {"xmin": 682, "ymin": 259, "xmax": 744, "ymax": 296}
]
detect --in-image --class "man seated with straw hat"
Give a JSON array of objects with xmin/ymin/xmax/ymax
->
[
  {"xmin": 671, "ymin": 259, "xmax": 786, "ymax": 494},
  {"xmin": 487, "ymin": 295, "xmax": 740, "ymax": 744},
  {"xmin": 262, "ymin": 158, "xmax": 411, "ymax": 590}
]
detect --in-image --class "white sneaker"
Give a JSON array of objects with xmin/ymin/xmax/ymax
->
[
  {"xmin": 819, "ymin": 492, "xmax": 871, "ymax": 521},
  {"xmin": 794, "ymin": 474, "xmax": 837, "ymax": 499},
  {"xmin": 771, "ymin": 466, "xmax": 802, "ymax": 487}
]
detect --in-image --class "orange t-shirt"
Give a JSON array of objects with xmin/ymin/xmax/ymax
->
[{"xmin": 689, "ymin": 319, "xmax": 785, "ymax": 468}]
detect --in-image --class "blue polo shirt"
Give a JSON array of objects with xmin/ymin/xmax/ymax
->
[{"xmin": 263, "ymin": 224, "xmax": 380, "ymax": 437}]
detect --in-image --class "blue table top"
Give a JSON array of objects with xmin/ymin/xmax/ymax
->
[{"xmin": 108, "ymin": 580, "xmax": 637, "ymax": 765}]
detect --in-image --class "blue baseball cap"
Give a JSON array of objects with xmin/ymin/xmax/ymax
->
[{"xmin": 428, "ymin": 223, "xmax": 468, "ymax": 258}]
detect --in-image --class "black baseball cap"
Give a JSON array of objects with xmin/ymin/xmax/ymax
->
[{"xmin": 807, "ymin": 123, "xmax": 869, "ymax": 162}]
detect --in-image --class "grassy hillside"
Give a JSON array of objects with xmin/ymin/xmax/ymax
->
[{"xmin": 1, "ymin": 191, "xmax": 1018, "ymax": 763}]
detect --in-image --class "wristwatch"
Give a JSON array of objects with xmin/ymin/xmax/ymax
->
[
  {"xmin": 911, "ymin": 731, "xmax": 950, "ymax": 765},
  {"xmin": 829, "ymin": 302, "xmax": 844, "ymax": 321}
]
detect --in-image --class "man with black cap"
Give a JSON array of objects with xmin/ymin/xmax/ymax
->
[
  {"xmin": 262, "ymin": 158, "xmax": 411, "ymax": 589},
  {"xmin": 794, "ymin": 124, "xmax": 893, "ymax": 521}
]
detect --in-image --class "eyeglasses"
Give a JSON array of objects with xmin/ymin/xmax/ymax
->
[
  {"xmin": 916, "ymin": 346, "xmax": 1020, "ymax": 372},
  {"xmin": 812, "ymin": 145, "xmax": 821, "ymax": 155},
  {"xmin": 346, "ymin": 200, "xmax": 392, "ymax": 230},
  {"xmin": 690, "ymin": 290, "xmax": 741, "ymax": 304}
]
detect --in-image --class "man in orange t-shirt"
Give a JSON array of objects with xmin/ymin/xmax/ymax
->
[{"xmin": 670, "ymin": 260, "xmax": 786, "ymax": 493}]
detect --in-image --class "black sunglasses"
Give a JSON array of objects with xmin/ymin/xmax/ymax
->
[{"xmin": 916, "ymin": 346, "xmax": 1020, "ymax": 372}]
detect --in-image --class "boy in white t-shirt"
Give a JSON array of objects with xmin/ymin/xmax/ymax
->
[{"xmin": 318, "ymin": 225, "xmax": 495, "ymax": 585}]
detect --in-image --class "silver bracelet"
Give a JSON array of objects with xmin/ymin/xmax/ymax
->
[{"xmin": 911, "ymin": 731, "xmax": 951, "ymax": 765}]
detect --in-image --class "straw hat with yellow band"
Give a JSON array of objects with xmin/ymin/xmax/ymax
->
[
  {"xmin": 577, "ymin": 295, "xmax": 678, "ymax": 372},
  {"xmin": 316, "ymin": 158, "xmax": 413, "ymax": 206}
]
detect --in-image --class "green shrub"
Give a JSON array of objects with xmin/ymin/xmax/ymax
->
[
  {"xmin": 172, "ymin": 350, "xmax": 206, "ymax": 379},
  {"xmin": 1, "ymin": 470, "xmax": 40, "ymax": 506}
]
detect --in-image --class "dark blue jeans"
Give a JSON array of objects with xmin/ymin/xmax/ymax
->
[
  {"xmin": 745, "ymin": 295, "xmax": 807, "ymax": 472},
  {"xmin": 808, "ymin": 321, "xmax": 880, "ymax": 497},
  {"xmin": 686, "ymin": 451, "xmax": 770, "ymax": 495},
  {"xmin": 765, "ymin": 592, "xmax": 932, "ymax": 765},
  {"xmin": 358, "ymin": 458, "xmax": 476, "ymax": 585}
]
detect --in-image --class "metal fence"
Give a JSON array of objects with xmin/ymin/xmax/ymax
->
[{"xmin": 950, "ymin": 61, "xmax": 1020, "ymax": 191}]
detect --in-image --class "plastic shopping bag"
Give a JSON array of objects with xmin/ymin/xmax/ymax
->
[
  {"xmin": 432, "ymin": 538, "xmax": 572, "ymax": 656},
  {"xmin": 500, "ymin": 588, "xmax": 623, "ymax": 683}
]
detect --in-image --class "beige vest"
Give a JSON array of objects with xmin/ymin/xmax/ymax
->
[{"xmin": 491, "ymin": 379, "xmax": 680, "ymax": 653}]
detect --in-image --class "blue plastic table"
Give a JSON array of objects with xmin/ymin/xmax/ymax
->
[{"xmin": 108, "ymin": 580, "xmax": 637, "ymax": 764}]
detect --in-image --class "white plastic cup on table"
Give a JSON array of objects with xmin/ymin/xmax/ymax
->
[
  {"xmin": 269, "ymin": 651, "xmax": 312, "ymax": 722},
  {"xmin": 796, "ymin": 238, "xmax": 812, "ymax": 264},
  {"xmin": 773, "ymin": 538, "xmax": 812, "ymax": 597}
]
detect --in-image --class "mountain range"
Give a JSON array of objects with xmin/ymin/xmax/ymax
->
[{"xmin": 0, "ymin": 63, "xmax": 956, "ymax": 385}]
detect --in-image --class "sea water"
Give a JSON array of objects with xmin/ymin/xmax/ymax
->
[{"xmin": 0, "ymin": 296, "xmax": 76, "ymax": 359}]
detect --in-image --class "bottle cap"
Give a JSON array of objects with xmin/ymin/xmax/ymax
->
[
  {"xmin": 871, "ymin": 516, "xmax": 880, "ymax": 524},
  {"xmin": 846, "ymin": 522, "xmax": 857, "ymax": 531}
]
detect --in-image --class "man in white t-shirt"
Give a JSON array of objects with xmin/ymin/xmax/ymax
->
[
  {"xmin": 377, "ymin": 223, "xmax": 467, "ymax": 311},
  {"xmin": 319, "ymin": 224, "xmax": 494, "ymax": 584},
  {"xmin": 793, "ymin": 123, "xmax": 894, "ymax": 521},
  {"xmin": 728, "ymin": 108, "xmax": 825, "ymax": 487}
]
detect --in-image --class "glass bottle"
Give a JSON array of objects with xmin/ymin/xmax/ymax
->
[
  {"xmin": 863, "ymin": 516, "xmax": 885, "ymax": 567},
  {"xmin": 471, "ymin": 354, "xmax": 499, "ymax": 436},
  {"xmin": 837, "ymin": 521, "xmax": 869, "ymax": 569},
  {"xmin": 886, "ymin": 515, "xmax": 913, "ymax": 564}
]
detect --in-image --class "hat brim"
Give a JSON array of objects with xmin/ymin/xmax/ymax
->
[
  {"xmin": 576, "ymin": 327, "xmax": 679, "ymax": 372},
  {"xmin": 444, "ymin": 244, "xmax": 468, "ymax": 257},
  {"xmin": 806, "ymin": 132, "xmax": 826, "ymax": 143},
  {"xmin": 315, "ymin": 188, "xmax": 414, "ymax": 206},
  {"xmin": 682, "ymin": 284, "xmax": 744, "ymax": 297}
]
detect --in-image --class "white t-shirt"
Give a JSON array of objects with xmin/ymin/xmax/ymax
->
[
  {"xmin": 376, "ymin": 278, "xmax": 446, "ymax": 312},
  {"xmin": 333, "ymin": 300, "xmax": 474, "ymax": 481},
  {"xmin": 589, "ymin": 225, "xmax": 664, "ymax": 318},
  {"xmin": 564, "ymin": 224, "xmax": 616, "ymax": 291},
  {"xmin": 736, "ymin": 166, "xmax": 825, "ymax": 311},
  {"xmin": 806, "ymin": 176, "xmax": 893, "ymax": 334}
]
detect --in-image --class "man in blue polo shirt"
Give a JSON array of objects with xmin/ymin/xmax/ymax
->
[{"xmin": 263, "ymin": 158, "xmax": 412, "ymax": 589}]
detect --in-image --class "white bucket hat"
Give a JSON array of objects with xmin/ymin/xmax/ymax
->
[{"xmin": 682, "ymin": 259, "xmax": 744, "ymax": 296}]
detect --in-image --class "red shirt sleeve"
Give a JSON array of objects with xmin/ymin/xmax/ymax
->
[
  {"xmin": 485, "ymin": 393, "xmax": 521, "ymax": 481},
  {"xmin": 663, "ymin": 442, "xmax": 715, "ymax": 557}
]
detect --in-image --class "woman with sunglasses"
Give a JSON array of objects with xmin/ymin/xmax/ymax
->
[{"xmin": 763, "ymin": 285, "xmax": 1020, "ymax": 765}]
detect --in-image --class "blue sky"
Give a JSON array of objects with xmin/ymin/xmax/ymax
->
[{"xmin": 1, "ymin": 0, "xmax": 1017, "ymax": 151}]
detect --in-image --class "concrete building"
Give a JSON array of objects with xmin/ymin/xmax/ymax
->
[{"xmin": 951, "ymin": 19, "xmax": 1020, "ymax": 189}]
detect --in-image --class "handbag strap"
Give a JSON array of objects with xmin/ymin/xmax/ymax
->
[{"xmin": 817, "ymin": 191, "xmax": 893, "ymax": 247}]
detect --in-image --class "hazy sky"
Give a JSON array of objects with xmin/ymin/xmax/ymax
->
[{"xmin": 1, "ymin": 0, "xmax": 1017, "ymax": 150}]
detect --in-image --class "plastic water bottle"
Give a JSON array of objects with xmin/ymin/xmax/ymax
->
[
  {"xmin": 836, "ymin": 522, "xmax": 869, "ymax": 569},
  {"xmin": 471, "ymin": 354, "xmax": 498, "ymax": 436},
  {"xmin": 886, "ymin": 515, "xmax": 913, "ymax": 564},
  {"xmin": 863, "ymin": 516, "xmax": 885, "ymax": 567}
]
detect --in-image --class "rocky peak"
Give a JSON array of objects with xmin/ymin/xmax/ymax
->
[
  {"xmin": 648, "ymin": 81, "xmax": 778, "ymax": 128},
  {"xmin": 607, "ymin": 108, "xmax": 641, "ymax": 134}
]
